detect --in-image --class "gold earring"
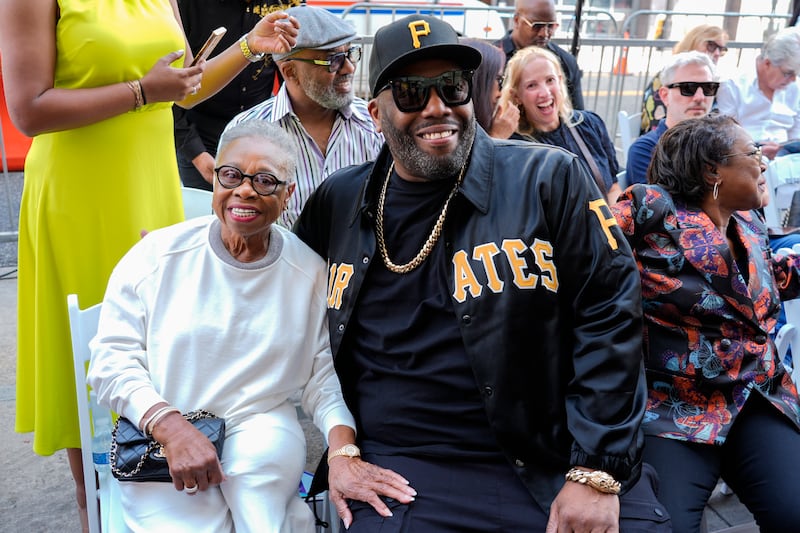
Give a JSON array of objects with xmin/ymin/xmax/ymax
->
[{"xmin": 713, "ymin": 181, "xmax": 720, "ymax": 200}]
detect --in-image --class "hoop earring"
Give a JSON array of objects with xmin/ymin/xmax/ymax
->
[{"xmin": 713, "ymin": 181, "xmax": 720, "ymax": 200}]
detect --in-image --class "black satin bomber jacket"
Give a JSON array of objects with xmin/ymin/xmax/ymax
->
[{"xmin": 293, "ymin": 128, "xmax": 647, "ymax": 510}]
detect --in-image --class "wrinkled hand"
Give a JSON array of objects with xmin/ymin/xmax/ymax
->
[
  {"xmin": 140, "ymin": 50, "xmax": 204, "ymax": 103},
  {"xmin": 152, "ymin": 413, "xmax": 226, "ymax": 494},
  {"xmin": 249, "ymin": 12, "xmax": 300, "ymax": 56},
  {"xmin": 545, "ymin": 481, "xmax": 619, "ymax": 533},
  {"xmin": 488, "ymin": 100, "xmax": 520, "ymax": 139},
  {"xmin": 328, "ymin": 457, "xmax": 417, "ymax": 529}
]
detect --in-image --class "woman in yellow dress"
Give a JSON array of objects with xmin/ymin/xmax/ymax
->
[{"xmin": 0, "ymin": 1, "xmax": 297, "ymax": 530}]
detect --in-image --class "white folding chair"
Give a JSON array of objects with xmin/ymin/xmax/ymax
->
[
  {"xmin": 763, "ymin": 154, "xmax": 800, "ymax": 228},
  {"xmin": 617, "ymin": 110, "xmax": 642, "ymax": 164},
  {"xmin": 181, "ymin": 186, "xmax": 214, "ymax": 219},
  {"xmin": 616, "ymin": 169, "xmax": 628, "ymax": 190},
  {"xmin": 68, "ymin": 294, "xmax": 124, "ymax": 532}
]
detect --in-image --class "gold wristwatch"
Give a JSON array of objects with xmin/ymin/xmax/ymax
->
[
  {"xmin": 564, "ymin": 467, "xmax": 622, "ymax": 495},
  {"xmin": 239, "ymin": 34, "xmax": 265, "ymax": 63},
  {"xmin": 328, "ymin": 444, "xmax": 361, "ymax": 464}
]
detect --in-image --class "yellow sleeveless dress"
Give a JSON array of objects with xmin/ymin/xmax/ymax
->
[{"xmin": 16, "ymin": 0, "xmax": 185, "ymax": 454}]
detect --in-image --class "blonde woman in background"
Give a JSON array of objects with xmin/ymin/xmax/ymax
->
[
  {"xmin": 640, "ymin": 24, "xmax": 729, "ymax": 134},
  {"xmin": 499, "ymin": 46, "xmax": 622, "ymax": 204}
]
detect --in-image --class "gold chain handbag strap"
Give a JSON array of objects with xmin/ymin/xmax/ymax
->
[{"xmin": 109, "ymin": 409, "xmax": 216, "ymax": 479}]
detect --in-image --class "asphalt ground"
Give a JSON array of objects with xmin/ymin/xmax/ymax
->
[{"xmin": 0, "ymin": 170, "xmax": 756, "ymax": 532}]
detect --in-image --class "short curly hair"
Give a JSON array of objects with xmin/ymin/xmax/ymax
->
[{"xmin": 648, "ymin": 114, "xmax": 741, "ymax": 204}]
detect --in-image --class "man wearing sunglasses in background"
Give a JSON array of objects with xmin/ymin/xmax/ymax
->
[
  {"xmin": 295, "ymin": 14, "xmax": 670, "ymax": 533},
  {"xmin": 627, "ymin": 51, "xmax": 719, "ymax": 185},
  {"xmin": 496, "ymin": 0, "xmax": 584, "ymax": 110},
  {"xmin": 717, "ymin": 26, "xmax": 800, "ymax": 161},
  {"xmin": 225, "ymin": 4, "xmax": 382, "ymax": 227}
]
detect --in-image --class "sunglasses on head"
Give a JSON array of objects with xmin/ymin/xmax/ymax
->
[
  {"xmin": 665, "ymin": 81, "xmax": 720, "ymax": 97},
  {"xmin": 286, "ymin": 46, "xmax": 362, "ymax": 73},
  {"xmin": 378, "ymin": 70, "xmax": 474, "ymax": 113},
  {"xmin": 705, "ymin": 40, "xmax": 728, "ymax": 55}
]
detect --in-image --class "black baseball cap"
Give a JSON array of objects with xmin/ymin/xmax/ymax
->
[{"xmin": 368, "ymin": 15, "xmax": 483, "ymax": 97}]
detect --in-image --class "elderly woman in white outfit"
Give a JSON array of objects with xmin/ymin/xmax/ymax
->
[{"xmin": 87, "ymin": 121, "xmax": 413, "ymax": 532}]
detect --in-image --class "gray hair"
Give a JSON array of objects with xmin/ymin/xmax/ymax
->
[
  {"xmin": 761, "ymin": 26, "xmax": 800, "ymax": 73},
  {"xmin": 660, "ymin": 51, "xmax": 718, "ymax": 86},
  {"xmin": 217, "ymin": 121, "xmax": 297, "ymax": 183}
]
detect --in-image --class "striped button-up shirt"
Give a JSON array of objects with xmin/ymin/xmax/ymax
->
[{"xmin": 225, "ymin": 85, "xmax": 384, "ymax": 228}]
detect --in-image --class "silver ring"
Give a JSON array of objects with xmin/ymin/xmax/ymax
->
[
  {"xmin": 184, "ymin": 484, "xmax": 199, "ymax": 494},
  {"xmin": 190, "ymin": 85, "xmax": 199, "ymax": 95}
]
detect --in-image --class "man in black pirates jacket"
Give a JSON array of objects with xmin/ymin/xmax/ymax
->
[{"xmin": 294, "ymin": 14, "xmax": 670, "ymax": 533}]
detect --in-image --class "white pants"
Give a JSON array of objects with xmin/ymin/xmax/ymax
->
[{"xmin": 118, "ymin": 404, "xmax": 315, "ymax": 532}]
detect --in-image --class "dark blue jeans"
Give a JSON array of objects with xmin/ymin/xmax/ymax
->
[{"xmin": 643, "ymin": 394, "xmax": 800, "ymax": 533}]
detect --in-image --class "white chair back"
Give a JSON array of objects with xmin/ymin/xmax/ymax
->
[
  {"xmin": 181, "ymin": 186, "xmax": 214, "ymax": 219},
  {"xmin": 617, "ymin": 110, "xmax": 642, "ymax": 165},
  {"xmin": 763, "ymin": 154, "xmax": 800, "ymax": 227},
  {"xmin": 68, "ymin": 294, "xmax": 123, "ymax": 532}
]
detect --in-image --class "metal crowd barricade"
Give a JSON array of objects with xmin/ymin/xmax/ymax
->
[
  {"xmin": 0, "ymin": 111, "xmax": 19, "ymax": 244},
  {"xmin": 339, "ymin": 6, "xmax": 790, "ymax": 153}
]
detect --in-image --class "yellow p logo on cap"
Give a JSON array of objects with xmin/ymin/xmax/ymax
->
[{"xmin": 408, "ymin": 20, "xmax": 431, "ymax": 49}]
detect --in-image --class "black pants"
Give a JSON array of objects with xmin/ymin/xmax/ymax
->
[
  {"xmin": 643, "ymin": 394, "xmax": 800, "ymax": 533},
  {"xmin": 346, "ymin": 454, "xmax": 670, "ymax": 532},
  {"xmin": 177, "ymin": 152, "xmax": 213, "ymax": 192}
]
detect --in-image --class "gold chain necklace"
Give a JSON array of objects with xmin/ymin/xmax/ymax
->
[{"xmin": 375, "ymin": 161, "xmax": 466, "ymax": 274}]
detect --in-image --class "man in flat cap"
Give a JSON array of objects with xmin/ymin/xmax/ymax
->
[
  {"xmin": 296, "ymin": 14, "xmax": 670, "ymax": 533},
  {"xmin": 225, "ymin": 4, "xmax": 382, "ymax": 228}
]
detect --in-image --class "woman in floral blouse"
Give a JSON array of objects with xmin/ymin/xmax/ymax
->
[{"xmin": 613, "ymin": 114, "xmax": 800, "ymax": 532}]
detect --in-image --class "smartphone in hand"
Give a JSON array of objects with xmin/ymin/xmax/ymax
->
[{"xmin": 190, "ymin": 27, "xmax": 227, "ymax": 67}]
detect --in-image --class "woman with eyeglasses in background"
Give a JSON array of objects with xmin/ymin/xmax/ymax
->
[
  {"xmin": 717, "ymin": 26, "xmax": 800, "ymax": 161},
  {"xmin": 612, "ymin": 113, "xmax": 800, "ymax": 532},
  {"xmin": 460, "ymin": 38, "xmax": 519, "ymax": 139},
  {"xmin": 640, "ymin": 24, "xmax": 729, "ymax": 135},
  {"xmin": 499, "ymin": 46, "xmax": 622, "ymax": 204}
]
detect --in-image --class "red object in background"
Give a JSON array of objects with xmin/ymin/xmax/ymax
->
[{"xmin": 0, "ymin": 56, "xmax": 32, "ymax": 171}]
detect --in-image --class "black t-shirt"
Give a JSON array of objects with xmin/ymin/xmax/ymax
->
[{"xmin": 341, "ymin": 171, "xmax": 500, "ymax": 459}]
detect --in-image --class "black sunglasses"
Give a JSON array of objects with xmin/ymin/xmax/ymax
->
[
  {"xmin": 665, "ymin": 81, "xmax": 720, "ymax": 97},
  {"xmin": 214, "ymin": 165, "xmax": 288, "ymax": 196},
  {"xmin": 378, "ymin": 70, "xmax": 474, "ymax": 113},
  {"xmin": 705, "ymin": 40, "xmax": 728, "ymax": 55},
  {"xmin": 286, "ymin": 46, "xmax": 362, "ymax": 73}
]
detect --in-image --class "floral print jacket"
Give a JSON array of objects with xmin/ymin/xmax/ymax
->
[{"xmin": 613, "ymin": 184, "xmax": 800, "ymax": 445}]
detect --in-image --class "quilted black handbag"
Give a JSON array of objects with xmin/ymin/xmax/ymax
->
[{"xmin": 110, "ymin": 409, "xmax": 225, "ymax": 482}]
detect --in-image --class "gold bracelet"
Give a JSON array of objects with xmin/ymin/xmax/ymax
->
[
  {"xmin": 564, "ymin": 467, "xmax": 621, "ymax": 495},
  {"xmin": 125, "ymin": 80, "xmax": 144, "ymax": 110}
]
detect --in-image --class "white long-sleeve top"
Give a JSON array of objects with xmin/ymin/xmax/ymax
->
[
  {"xmin": 717, "ymin": 73, "xmax": 800, "ymax": 144},
  {"xmin": 87, "ymin": 216, "xmax": 355, "ymax": 439}
]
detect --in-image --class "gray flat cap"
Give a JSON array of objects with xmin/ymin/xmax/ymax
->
[{"xmin": 273, "ymin": 5, "xmax": 358, "ymax": 61}]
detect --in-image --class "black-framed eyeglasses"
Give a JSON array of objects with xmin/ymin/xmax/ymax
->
[
  {"xmin": 665, "ymin": 81, "xmax": 720, "ymax": 97},
  {"xmin": 721, "ymin": 146, "xmax": 763, "ymax": 163},
  {"xmin": 378, "ymin": 70, "xmax": 474, "ymax": 113},
  {"xmin": 705, "ymin": 40, "xmax": 728, "ymax": 55},
  {"xmin": 214, "ymin": 165, "xmax": 288, "ymax": 196},
  {"xmin": 518, "ymin": 15, "xmax": 558, "ymax": 32},
  {"xmin": 285, "ymin": 46, "xmax": 362, "ymax": 73}
]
